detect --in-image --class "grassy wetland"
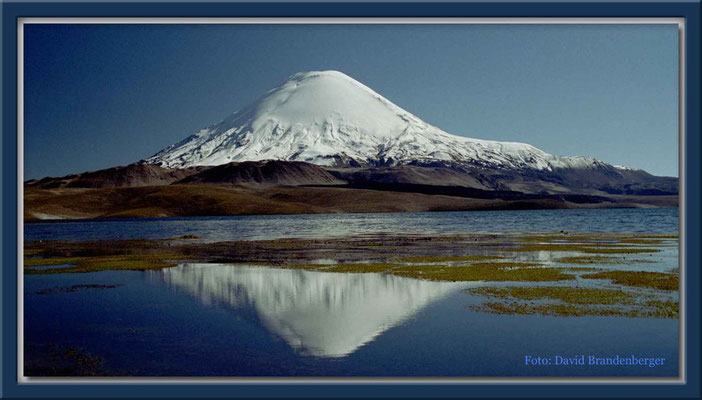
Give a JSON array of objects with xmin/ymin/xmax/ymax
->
[{"xmin": 24, "ymin": 230, "xmax": 679, "ymax": 319}]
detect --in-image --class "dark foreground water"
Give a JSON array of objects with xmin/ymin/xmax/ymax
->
[
  {"xmin": 24, "ymin": 265, "xmax": 679, "ymax": 377},
  {"xmin": 23, "ymin": 208, "xmax": 680, "ymax": 377},
  {"xmin": 25, "ymin": 208, "xmax": 679, "ymax": 242}
]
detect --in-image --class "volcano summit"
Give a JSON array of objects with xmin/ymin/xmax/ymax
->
[
  {"xmin": 25, "ymin": 70, "xmax": 677, "ymax": 220},
  {"xmin": 145, "ymin": 70, "xmax": 613, "ymax": 171},
  {"xmin": 139, "ymin": 70, "xmax": 676, "ymax": 197}
]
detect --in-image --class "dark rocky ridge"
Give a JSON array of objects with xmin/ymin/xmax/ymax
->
[
  {"xmin": 176, "ymin": 160, "xmax": 345, "ymax": 186},
  {"xmin": 25, "ymin": 164, "xmax": 205, "ymax": 189},
  {"xmin": 25, "ymin": 160, "xmax": 677, "ymax": 197},
  {"xmin": 23, "ymin": 161, "xmax": 678, "ymax": 221},
  {"xmin": 326, "ymin": 162, "xmax": 678, "ymax": 196},
  {"xmin": 24, "ymin": 184, "xmax": 678, "ymax": 221}
]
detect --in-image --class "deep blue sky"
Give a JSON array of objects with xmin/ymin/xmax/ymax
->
[{"xmin": 24, "ymin": 23, "xmax": 679, "ymax": 179}]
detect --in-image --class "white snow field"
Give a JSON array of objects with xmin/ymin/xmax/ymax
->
[{"xmin": 146, "ymin": 70, "xmax": 611, "ymax": 171}]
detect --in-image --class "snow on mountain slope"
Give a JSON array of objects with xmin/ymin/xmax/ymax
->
[{"xmin": 145, "ymin": 70, "xmax": 609, "ymax": 171}]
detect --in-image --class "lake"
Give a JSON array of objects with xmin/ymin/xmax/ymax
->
[
  {"xmin": 24, "ymin": 208, "xmax": 679, "ymax": 242},
  {"xmin": 23, "ymin": 208, "xmax": 680, "ymax": 377}
]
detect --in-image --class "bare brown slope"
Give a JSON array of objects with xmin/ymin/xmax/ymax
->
[
  {"xmin": 26, "ymin": 160, "xmax": 678, "ymax": 197},
  {"xmin": 176, "ymin": 160, "xmax": 345, "ymax": 186},
  {"xmin": 23, "ymin": 185, "xmax": 559, "ymax": 220},
  {"xmin": 328, "ymin": 164, "xmax": 679, "ymax": 196},
  {"xmin": 24, "ymin": 185, "xmax": 676, "ymax": 221},
  {"xmin": 326, "ymin": 165, "xmax": 489, "ymax": 189},
  {"xmin": 25, "ymin": 164, "xmax": 205, "ymax": 189}
]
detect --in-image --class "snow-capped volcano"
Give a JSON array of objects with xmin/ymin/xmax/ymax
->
[{"xmin": 145, "ymin": 70, "xmax": 607, "ymax": 171}]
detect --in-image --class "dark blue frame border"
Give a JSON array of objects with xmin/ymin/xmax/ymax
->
[{"xmin": 2, "ymin": 2, "xmax": 700, "ymax": 399}]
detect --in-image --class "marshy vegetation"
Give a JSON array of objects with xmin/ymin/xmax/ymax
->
[
  {"xmin": 582, "ymin": 270, "xmax": 678, "ymax": 291},
  {"xmin": 283, "ymin": 261, "xmax": 574, "ymax": 281},
  {"xmin": 469, "ymin": 300, "xmax": 677, "ymax": 318},
  {"xmin": 24, "ymin": 253, "xmax": 190, "ymax": 274},
  {"xmin": 465, "ymin": 286, "xmax": 678, "ymax": 318},
  {"xmin": 23, "ymin": 231, "xmax": 679, "ymax": 318}
]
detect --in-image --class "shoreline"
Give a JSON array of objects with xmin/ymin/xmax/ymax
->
[
  {"xmin": 24, "ymin": 231, "xmax": 680, "ymax": 319},
  {"xmin": 23, "ymin": 203, "xmax": 680, "ymax": 224},
  {"xmin": 22, "ymin": 231, "xmax": 680, "ymax": 378}
]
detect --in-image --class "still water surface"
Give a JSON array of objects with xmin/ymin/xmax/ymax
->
[
  {"xmin": 23, "ymin": 208, "xmax": 679, "ymax": 377},
  {"xmin": 25, "ymin": 208, "xmax": 679, "ymax": 242},
  {"xmin": 25, "ymin": 264, "xmax": 678, "ymax": 377}
]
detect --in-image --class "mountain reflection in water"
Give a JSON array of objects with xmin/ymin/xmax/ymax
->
[{"xmin": 155, "ymin": 264, "xmax": 465, "ymax": 357}]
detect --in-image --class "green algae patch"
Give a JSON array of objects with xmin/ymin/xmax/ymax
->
[
  {"xmin": 284, "ymin": 262, "xmax": 424, "ymax": 274},
  {"xmin": 635, "ymin": 234, "xmax": 678, "ymax": 239},
  {"xmin": 618, "ymin": 238, "xmax": 668, "ymax": 245},
  {"xmin": 564, "ymin": 267, "xmax": 600, "ymax": 272},
  {"xmin": 24, "ymin": 248, "xmax": 44, "ymax": 256},
  {"xmin": 467, "ymin": 287, "xmax": 678, "ymax": 318},
  {"xmin": 506, "ymin": 242, "xmax": 661, "ymax": 254},
  {"xmin": 281, "ymin": 263, "xmax": 331, "ymax": 271},
  {"xmin": 321, "ymin": 263, "xmax": 404, "ymax": 273},
  {"xmin": 516, "ymin": 232, "xmax": 677, "ymax": 242},
  {"xmin": 471, "ymin": 300, "xmax": 678, "ymax": 318},
  {"xmin": 396, "ymin": 255, "xmax": 503, "ymax": 263},
  {"xmin": 281, "ymin": 261, "xmax": 573, "ymax": 282},
  {"xmin": 24, "ymin": 254, "xmax": 187, "ymax": 274},
  {"xmin": 470, "ymin": 302, "xmax": 642, "ymax": 318},
  {"xmin": 556, "ymin": 255, "xmax": 620, "ymax": 265},
  {"xmin": 555, "ymin": 255, "xmax": 655, "ymax": 265},
  {"xmin": 281, "ymin": 262, "xmax": 403, "ymax": 272},
  {"xmin": 24, "ymin": 256, "xmax": 85, "ymax": 268},
  {"xmin": 22, "ymin": 231, "xmax": 677, "ymax": 282},
  {"xmin": 583, "ymin": 270, "xmax": 678, "ymax": 291},
  {"xmin": 581, "ymin": 247, "xmax": 662, "ymax": 254},
  {"xmin": 644, "ymin": 300, "xmax": 679, "ymax": 318},
  {"xmin": 467, "ymin": 286, "xmax": 635, "ymax": 305},
  {"xmin": 466, "ymin": 280, "xmax": 679, "ymax": 318},
  {"xmin": 391, "ymin": 262, "xmax": 574, "ymax": 282}
]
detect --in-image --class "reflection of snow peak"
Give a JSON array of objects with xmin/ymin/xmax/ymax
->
[{"xmin": 158, "ymin": 264, "xmax": 463, "ymax": 357}]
